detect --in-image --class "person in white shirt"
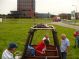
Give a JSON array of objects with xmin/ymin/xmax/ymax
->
[
  {"xmin": 61, "ymin": 34, "xmax": 70, "ymax": 59},
  {"xmin": 2, "ymin": 43, "xmax": 17, "ymax": 59},
  {"xmin": 42, "ymin": 35, "xmax": 49, "ymax": 41}
]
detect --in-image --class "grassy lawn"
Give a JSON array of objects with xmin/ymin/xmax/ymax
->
[{"xmin": 0, "ymin": 18, "xmax": 79, "ymax": 59}]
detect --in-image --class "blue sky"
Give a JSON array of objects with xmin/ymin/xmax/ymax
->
[{"xmin": 0, "ymin": 0, "xmax": 79, "ymax": 15}]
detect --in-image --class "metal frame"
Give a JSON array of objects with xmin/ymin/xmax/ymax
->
[{"xmin": 21, "ymin": 25, "xmax": 62, "ymax": 59}]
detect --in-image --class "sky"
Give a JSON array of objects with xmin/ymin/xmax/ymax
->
[{"xmin": 0, "ymin": 0, "xmax": 79, "ymax": 15}]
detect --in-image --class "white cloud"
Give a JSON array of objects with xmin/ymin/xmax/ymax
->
[
  {"xmin": 36, "ymin": 0, "xmax": 79, "ymax": 14},
  {"xmin": 0, "ymin": 0, "xmax": 17, "ymax": 14},
  {"xmin": 0, "ymin": 0, "xmax": 79, "ymax": 15}
]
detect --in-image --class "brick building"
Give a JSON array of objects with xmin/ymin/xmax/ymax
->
[
  {"xmin": 8, "ymin": 0, "xmax": 35, "ymax": 18},
  {"xmin": 17, "ymin": 0, "xmax": 35, "ymax": 18}
]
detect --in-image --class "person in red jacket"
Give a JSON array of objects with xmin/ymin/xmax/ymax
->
[
  {"xmin": 74, "ymin": 30, "xmax": 79, "ymax": 48},
  {"xmin": 35, "ymin": 39, "xmax": 49, "ymax": 56}
]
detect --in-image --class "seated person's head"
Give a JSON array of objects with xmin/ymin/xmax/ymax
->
[
  {"xmin": 43, "ymin": 39, "xmax": 49, "ymax": 46},
  {"xmin": 45, "ymin": 35, "xmax": 49, "ymax": 38}
]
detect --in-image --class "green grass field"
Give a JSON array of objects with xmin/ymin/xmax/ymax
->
[{"xmin": 0, "ymin": 18, "xmax": 79, "ymax": 59}]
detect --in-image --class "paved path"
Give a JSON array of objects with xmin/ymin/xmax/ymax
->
[{"xmin": 48, "ymin": 22, "xmax": 79, "ymax": 30}]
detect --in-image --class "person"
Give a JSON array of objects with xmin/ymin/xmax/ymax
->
[
  {"xmin": 26, "ymin": 45, "xmax": 35, "ymax": 56},
  {"xmin": 2, "ymin": 43, "xmax": 17, "ymax": 59},
  {"xmin": 42, "ymin": 35, "xmax": 49, "ymax": 41},
  {"xmin": 74, "ymin": 30, "xmax": 79, "ymax": 48},
  {"xmin": 35, "ymin": 39, "xmax": 49, "ymax": 56},
  {"xmin": 60, "ymin": 34, "xmax": 70, "ymax": 59}
]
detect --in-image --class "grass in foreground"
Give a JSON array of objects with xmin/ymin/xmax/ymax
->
[{"xmin": 0, "ymin": 18, "xmax": 79, "ymax": 59}]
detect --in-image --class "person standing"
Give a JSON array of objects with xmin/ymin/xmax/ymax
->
[
  {"xmin": 74, "ymin": 30, "xmax": 79, "ymax": 48},
  {"xmin": 2, "ymin": 43, "xmax": 17, "ymax": 59},
  {"xmin": 60, "ymin": 34, "xmax": 70, "ymax": 59}
]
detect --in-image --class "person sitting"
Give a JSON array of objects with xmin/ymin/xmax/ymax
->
[
  {"xmin": 26, "ymin": 45, "xmax": 35, "ymax": 56},
  {"xmin": 35, "ymin": 39, "xmax": 49, "ymax": 56},
  {"xmin": 42, "ymin": 35, "xmax": 50, "ymax": 41}
]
